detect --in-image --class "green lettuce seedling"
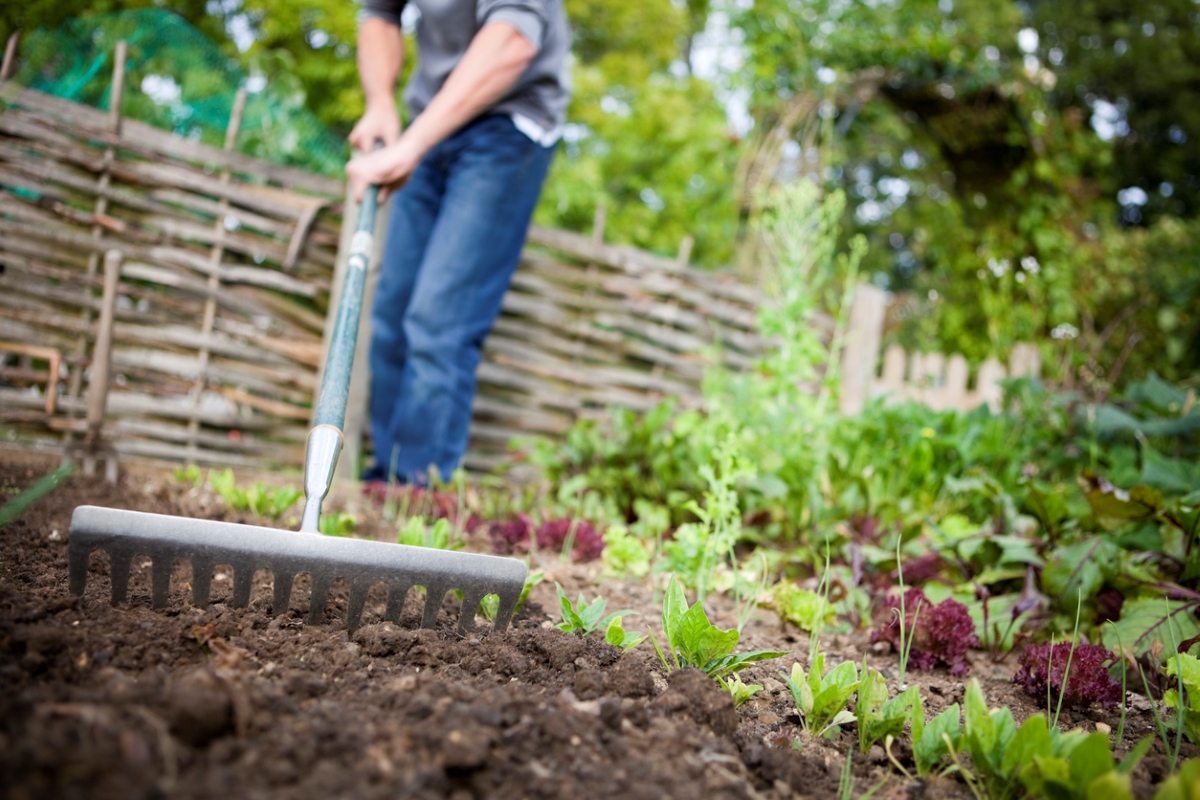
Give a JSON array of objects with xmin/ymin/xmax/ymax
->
[
  {"xmin": 908, "ymin": 699, "xmax": 961, "ymax": 779},
  {"xmin": 856, "ymin": 662, "xmax": 919, "ymax": 753},
  {"xmin": 719, "ymin": 674, "xmax": 763, "ymax": 707},
  {"xmin": 479, "ymin": 570, "xmax": 542, "ymax": 621},
  {"xmin": 955, "ymin": 678, "xmax": 1148, "ymax": 800},
  {"xmin": 651, "ymin": 576, "xmax": 785, "ymax": 680},
  {"xmin": 1154, "ymin": 756, "xmax": 1200, "ymax": 800},
  {"xmin": 557, "ymin": 583, "xmax": 634, "ymax": 635},
  {"xmin": 1164, "ymin": 652, "xmax": 1200, "ymax": 744},
  {"xmin": 605, "ymin": 615, "xmax": 647, "ymax": 651},
  {"xmin": 785, "ymin": 654, "xmax": 860, "ymax": 737},
  {"xmin": 398, "ymin": 516, "xmax": 461, "ymax": 550}
]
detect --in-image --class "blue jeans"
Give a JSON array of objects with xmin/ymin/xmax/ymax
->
[{"xmin": 365, "ymin": 114, "xmax": 554, "ymax": 483}]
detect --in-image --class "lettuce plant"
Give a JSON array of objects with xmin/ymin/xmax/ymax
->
[
  {"xmin": 855, "ymin": 662, "xmax": 920, "ymax": 753},
  {"xmin": 604, "ymin": 615, "xmax": 647, "ymax": 651},
  {"xmin": 871, "ymin": 588, "xmax": 979, "ymax": 675},
  {"xmin": 1164, "ymin": 652, "xmax": 1200, "ymax": 744},
  {"xmin": 956, "ymin": 678, "xmax": 1147, "ymax": 800},
  {"xmin": 651, "ymin": 577, "xmax": 785, "ymax": 680},
  {"xmin": 909, "ymin": 700, "xmax": 961, "ymax": 779},
  {"xmin": 785, "ymin": 654, "xmax": 860, "ymax": 737},
  {"xmin": 718, "ymin": 674, "xmax": 763, "ymax": 707},
  {"xmin": 556, "ymin": 583, "xmax": 634, "ymax": 635},
  {"xmin": 1154, "ymin": 757, "xmax": 1200, "ymax": 800},
  {"xmin": 1013, "ymin": 641, "xmax": 1124, "ymax": 710}
]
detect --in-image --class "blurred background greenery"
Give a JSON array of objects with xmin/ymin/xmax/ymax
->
[{"xmin": 3, "ymin": 0, "xmax": 1197, "ymax": 387}]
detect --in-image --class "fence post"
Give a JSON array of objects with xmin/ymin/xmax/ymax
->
[
  {"xmin": 81, "ymin": 249, "xmax": 122, "ymax": 477},
  {"xmin": 974, "ymin": 358, "xmax": 1007, "ymax": 413},
  {"xmin": 839, "ymin": 284, "xmax": 887, "ymax": 414}
]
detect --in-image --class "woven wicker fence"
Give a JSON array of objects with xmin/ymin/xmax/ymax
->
[{"xmin": 0, "ymin": 69, "xmax": 773, "ymax": 476}]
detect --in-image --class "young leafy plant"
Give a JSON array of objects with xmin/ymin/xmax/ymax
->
[
  {"xmin": 604, "ymin": 614, "xmax": 647, "ymax": 651},
  {"xmin": 557, "ymin": 583, "xmax": 634, "ymax": 636},
  {"xmin": 855, "ymin": 662, "xmax": 920, "ymax": 753},
  {"xmin": 651, "ymin": 576, "xmax": 785, "ymax": 680},
  {"xmin": 1012, "ymin": 641, "xmax": 1125, "ymax": 710},
  {"xmin": 871, "ymin": 587, "xmax": 979, "ymax": 676},
  {"xmin": 479, "ymin": 570, "xmax": 542, "ymax": 621},
  {"xmin": 771, "ymin": 581, "xmax": 836, "ymax": 634},
  {"xmin": 398, "ymin": 516, "xmax": 460, "ymax": 550},
  {"xmin": 955, "ymin": 677, "xmax": 1147, "ymax": 800},
  {"xmin": 907, "ymin": 699, "xmax": 961, "ymax": 780},
  {"xmin": 719, "ymin": 673, "xmax": 763, "ymax": 707},
  {"xmin": 1164, "ymin": 652, "xmax": 1200, "ymax": 745},
  {"xmin": 319, "ymin": 510, "xmax": 357, "ymax": 538},
  {"xmin": 784, "ymin": 654, "xmax": 860, "ymax": 737}
]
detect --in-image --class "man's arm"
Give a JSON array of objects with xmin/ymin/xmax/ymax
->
[
  {"xmin": 348, "ymin": 16, "xmax": 405, "ymax": 152},
  {"xmin": 346, "ymin": 22, "xmax": 537, "ymax": 201}
]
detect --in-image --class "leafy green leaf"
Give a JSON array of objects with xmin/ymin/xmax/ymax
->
[
  {"xmin": 913, "ymin": 704, "xmax": 960, "ymax": 779},
  {"xmin": 1102, "ymin": 597, "xmax": 1200, "ymax": 657}
]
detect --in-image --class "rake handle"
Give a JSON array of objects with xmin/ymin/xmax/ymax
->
[
  {"xmin": 313, "ymin": 187, "xmax": 379, "ymax": 430},
  {"xmin": 300, "ymin": 182, "xmax": 381, "ymax": 533}
]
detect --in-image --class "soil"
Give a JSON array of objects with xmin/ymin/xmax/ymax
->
[{"xmin": 0, "ymin": 451, "xmax": 1189, "ymax": 799}]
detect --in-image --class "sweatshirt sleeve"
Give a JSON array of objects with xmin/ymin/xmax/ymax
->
[
  {"xmin": 476, "ymin": 0, "xmax": 549, "ymax": 51},
  {"xmin": 360, "ymin": 0, "xmax": 408, "ymax": 27}
]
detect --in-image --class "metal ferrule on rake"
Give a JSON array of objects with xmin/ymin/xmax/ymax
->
[{"xmin": 69, "ymin": 506, "xmax": 526, "ymax": 632}]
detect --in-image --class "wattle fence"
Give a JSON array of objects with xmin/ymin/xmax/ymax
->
[{"xmin": 0, "ymin": 42, "xmax": 1039, "ymax": 480}]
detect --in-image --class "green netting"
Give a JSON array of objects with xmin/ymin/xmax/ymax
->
[{"xmin": 14, "ymin": 9, "xmax": 348, "ymax": 177}]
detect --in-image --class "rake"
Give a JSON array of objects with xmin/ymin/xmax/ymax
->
[{"xmin": 68, "ymin": 181, "xmax": 527, "ymax": 633}]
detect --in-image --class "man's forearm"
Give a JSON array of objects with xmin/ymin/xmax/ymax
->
[
  {"xmin": 401, "ymin": 22, "xmax": 536, "ymax": 156},
  {"xmin": 359, "ymin": 17, "xmax": 405, "ymax": 109}
]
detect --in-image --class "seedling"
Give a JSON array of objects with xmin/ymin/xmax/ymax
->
[
  {"xmin": 907, "ymin": 699, "xmax": 961, "ymax": 780},
  {"xmin": 784, "ymin": 654, "xmax": 860, "ymax": 737},
  {"xmin": 651, "ymin": 576, "xmax": 785, "ymax": 680},
  {"xmin": 955, "ymin": 678, "xmax": 1148, "ymax": 800},
  {"xmin": 480, "ymin": 570, "xmax": 542, "ymax": 621},
  {"xmin": 605, "ymin": 615, "xmax": 647, "ymax": 651},
  {"xmin": 398, "ymin": 516, "xmax": 460, "ymax": 550},
  {"xmin": 856, "ymin": 662, "xmax": 920, "ymax": 753},
  {"xmin": 319, "ymin": 510, "xmax": 357, "ymax": 538},
  {"xmin": 208, "ymin": 469, "xmax": 302, "ymax": 521},
  {"xmin": 1163, "ymin": 652, "xmax": 1200, "ymax": 745},
  {"xmin": 719, "ymin": 673, "xmax": 763, "ymax": 707},
  {"xmin": 557, "ymin": 582, "xmax": 634, "ymax": 636}
]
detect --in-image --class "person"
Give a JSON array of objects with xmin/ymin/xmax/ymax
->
[{"xmin": 345, "ymin": 0, "xmax": 569, "ymax": 484}]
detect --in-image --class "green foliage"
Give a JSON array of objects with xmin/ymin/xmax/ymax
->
[
  {"xmin": 397, "ymin": 516, "xmax": 459, "ymax": 550},
  {"xmin": 784, "ymin": 654, "xmax": 860, "ymax": 737},
  {"xmin": 718, "ymin": 674, "xmax": 763, "ymax": 708},
  {"xmin": 1155, "ymin": 757, "xmax": 1200, "ymax": 800},
  {"xmin": 208, "ymin": 469, "xmax": 301, "ymax": 520},
  {"xmin": 600, "ymin": 524, "xmax": 652, "ymax": 579},
  {"xmin": 604, "ymin": 615, "xmax": 647, "ymax": 652},
  {"xmin": 954, "ymin": 677, "xmax": 1147, "ymax": 800},
  {"xmin": 479, "ymin": 570, "xmax": 542, "ymax": 622},
  {"xmin": 651, "ymin": 577, "xmax": 785, "ymax": 680},
  {"xmin": 319, "ymin": 511, "xmax": 356, "ymax": 538},
  {"xmin": 770, "ymin": 582, "xmax": 835, "ymax": 634},
  {"xmin": 855, "ymin": 663, "xmax": 920, "ymax": 753},
  {"xmin": 173, "ymin": 464, "xmax": 203, "ymax": 488},
  {"xmin": 909, "ymin": 701, "xmax": 961, "ymax": 780},
  {"xmin": 556, "ymin": 582, "xmax": 634, "ymax": 636},
  {"xmin": 1165, "ymin": 653, "xmax": 1200, "ymax": 745}
]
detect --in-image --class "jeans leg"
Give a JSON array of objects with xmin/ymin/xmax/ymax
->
[
  {"xmin": 385, "ymin": 116, "xmax": 555, "ymax": 482},
  {"xmin": 365, "ymin": 158, "xmax": 445, "ymax": 480}
]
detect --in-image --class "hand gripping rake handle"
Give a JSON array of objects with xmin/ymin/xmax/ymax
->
[{"xmin": 299, "ymin": 186, "xmax": 380, "ymax": 533}]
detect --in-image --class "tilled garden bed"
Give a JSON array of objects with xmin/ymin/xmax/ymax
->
[{"xmin": 0, "ymin": 454, "xmax": 1184, "ymax": 799}]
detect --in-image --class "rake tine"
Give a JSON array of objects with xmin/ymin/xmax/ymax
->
[
  {"xmin": 231, "ymin": 565, "xmax": 253, "ymax": 608},
  {"xmin": 458, "ymin": 588, "xmax": 484, "ymax": 634},
  {"xmin": 384, "ymin": 582, "xmax": 412, "ymax": 623},
  {"xmin": 191, "ymin": 558, "xmax": 214, "ymax": 607},
  {"xmin": 346, "ymin": 581, "xmax": 370, "ymax": 631},
  {"xmin": 109, "ymin": 550, "xmax": 133, "ymax": 606},
  {"xmin": 492, "ymin": 586, "xmax": 521, "ymax": 634},
  {"xmin": 69, "ymin": 543, "xmax": 89, "ymax": 598},
  {"xmin": 272, "ymin": 572, "xmax": 294, "ymax": 616},
  {"xmin": 151, "ymin": 559, "xmax": 171, "ymax": 609},
  {"xmin": 422, "ymin": 583, "xmax": 448, "ymax": 629},
  {"xmin": 307, "ymin": 574, "xmax": 332, "ymax": 625}
]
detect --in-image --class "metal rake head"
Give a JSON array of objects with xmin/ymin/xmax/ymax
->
[{"xmin": 68, "ymin": 506, "xmax": 527, "ymax": 633}]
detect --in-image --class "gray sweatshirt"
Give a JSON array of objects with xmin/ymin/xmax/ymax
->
[{"xmin": 360, "ymin": 0, "xmax": 570, "ymax": 141}]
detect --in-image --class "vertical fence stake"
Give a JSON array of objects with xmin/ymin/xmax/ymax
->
[
  {"xmin": 0, "ymin": 31, "xmax": 19, "ymax": 83},
  {"xmin": 185, "ymin": 87, "xmax": 247, "ymax": 462},
  {"xmin": 838, "ymin": 284, "xmax": 888, "ymax": 415},
  {"xmin": 64, "ymin": 41, "xmax": 126, "ymax": 420},
  {"xmin": 81, "ymin": 250, "xmax": 122, "ymax": 477}
]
